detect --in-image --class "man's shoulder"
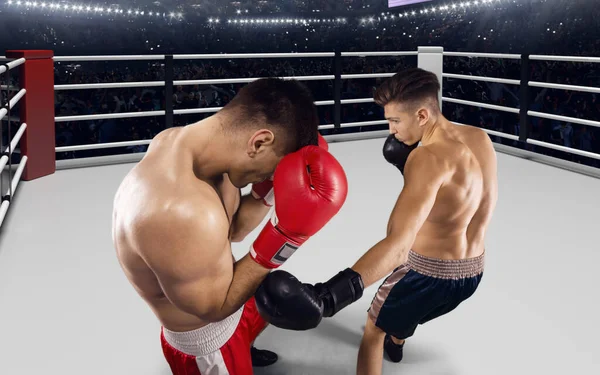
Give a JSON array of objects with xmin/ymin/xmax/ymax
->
[{"xmin": 137, "ymin": 188, "xmax": 230, "ymax": 247}]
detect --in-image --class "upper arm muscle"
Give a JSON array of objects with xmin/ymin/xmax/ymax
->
[{"xmin": 139, "ymin": 198, "xmax": 233, "ymax": 321}]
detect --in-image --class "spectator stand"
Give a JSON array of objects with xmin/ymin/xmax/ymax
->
[{"xmin": 2, "ymin": 47, "xmax": 600, "ymax": 207}]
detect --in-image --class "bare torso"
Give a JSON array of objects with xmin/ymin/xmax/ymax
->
[
  {"xmin": 412, "ymin": 122, "xmax": 498, "ymax": 260},
  {"xmin": 112, "ymin": 127, "xmax": 240, "ymax": 332}
]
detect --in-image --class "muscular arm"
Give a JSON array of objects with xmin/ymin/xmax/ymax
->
[
  {"xmin": 351, "ymin": 148, "xmax": 446, "ymax": 288},
  {"xmin": 230, "ymin": 193, "xmax": 271, "ymax": 242},
  {"xmin": 140, "ymin": 198, "xmax": 270, "ymax": 323}
]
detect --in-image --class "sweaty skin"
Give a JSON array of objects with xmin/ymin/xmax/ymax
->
[
  {"xmin": 113, "ymin": 121, "xmax": 273, "ymax": 333},
  {"xmin": 352, "ymin": 119, "xmax": 497, "ymax": 288},
  {"xmin": 406, "ymin": 123, "xmax": 496, "ymax": 260},
  {"xmin": 354, "ymin": 111, "xmax": 497, "ymax": 375}
]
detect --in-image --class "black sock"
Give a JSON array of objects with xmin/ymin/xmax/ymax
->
[
  {"xmin": 384, "ymin": 334, "xmax": 404, "ymax": 363},
  {"xmin": 251, "ymin": 346, "xmax": 278, "ymax": 367}
]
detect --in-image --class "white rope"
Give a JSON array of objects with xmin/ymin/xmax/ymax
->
[
  {"xmin": 173, "ymin": 75, "xmax": 334, "ymax": 86},
  {"xmin": 173, "ymin": 107, "xmax": 222, "ymax": 116},
  {"xmin": 526, "ymin": 139, "xmax": 600, "ymax": 160},
  {"xmin": 56, "ymin": 140, "xmax": 152, "ymax": 153},
  {"xmin": 341, "ymin": 51, "xmax": 418, "ymax": 57},
  {"xmin": 0, "ymin": 58, "xmax": 26, "ymax": 75},
  {"xmin": 0, "ymin": 155, "xmax": 8, "ymax": 171},
  {"xmin": 8, "ymin": 89, "xmax": 26, "ymax": 108},
  {"xmin": 341, "ymin": 120, "xmax": 388, "ymax": 128},
  {"xmin": 55, "ymin": 81, "xmax": 165, "ymax": 91},
  {"xmin": 318, "ymin": 124, "xmax": 335, "ymax": 130},
  {"xmin": 529, "ymin": 55, "xmax": 600, "ymax": 64},
  {"xmin": 452, "ymin": 122, "xmax": 520, "ymax": 141},
  {"xmin": 341, "ymin": 98, "xmax": 375, "ymax": 104},
  {"xmin": 55, "ymin": 110, "xmax": 166, "ymax": 123},
  {"xmin": 315, "ymin": 100, "xmax": 335, "ymax": 106},
  {"xmin": 443, "ymin": 73, "xmax": 521, "ymax": 85},
  {"xmin": 174, "ymin": 52, "xmax": 335, "ymax": 60},
  {"xmin": 3, "ymin": 123, "xmax": 26, "ymax": 156},
  {"xmin": 442, "ymin": 97, "xmax": 520, "ymax": 114},
  {"xmin": 443, "ymin": 52, "xmax": 521, "ymax": 60},
  {"xmin": 9, "ymin": 156, "xmax": 27, "ymax": 198},
  {"xmin": 0, "ymin": 200, "xmax": 10, "ymax": 228},
  {"xmin": 341, "ymin": 73, "xmax": 395, "ymax": 79},
  {"xmin": 0, "ymin": 89, "xmax": 26, "ymax": 121},
  {"xmin": 527, "ymin": 110, "xmax": 600, "ymax": 128},
  {"xmin": 528, "ymin": 81, "xmax": 600, "ymax": 94},
  {"xmin": 53, "ymin": 55, "xmax": 166, "ymax": 62}
]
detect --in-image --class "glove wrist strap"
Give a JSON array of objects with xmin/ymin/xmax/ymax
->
[{"xmin": 319, "ymin": 268, "xmax": 364, "ymax": 317}]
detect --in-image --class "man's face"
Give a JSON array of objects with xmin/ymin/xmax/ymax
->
[{"xmin": 383, "ymin": 101, "xmax": 426, "ymax": 146}]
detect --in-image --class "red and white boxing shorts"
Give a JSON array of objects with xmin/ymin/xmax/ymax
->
[{"xmin": 160, "ymin": 297, "xmax": 267, "ymax": 375}]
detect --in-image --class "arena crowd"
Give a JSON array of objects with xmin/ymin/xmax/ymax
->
[{"xmin": 0, "ymin": 0, "xmax": 598, "ymax": 167}]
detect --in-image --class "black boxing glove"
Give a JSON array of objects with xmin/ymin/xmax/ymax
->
[
  {"xmin": 254, "ymin": 268, "xmax": 364, "ymax": 331},
  {"xmin": 382, "ymin": 134, "xmax": 418, "ymax": 174}
]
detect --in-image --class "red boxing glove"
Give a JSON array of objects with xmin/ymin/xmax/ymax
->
[
  {"xmin": 251, "ymin": 134, "xmax": 328, "ymax": 207},
  {"xmin": 250, "ymin": 145, "xmax": 348, "ymax": 269},
  {"xmin": 317, "ymin": 133, "xmax": 328, "ymax": 151},
  {"xmin": 251, "ymin": 177, "xmax": 274, "ymax": 207}
]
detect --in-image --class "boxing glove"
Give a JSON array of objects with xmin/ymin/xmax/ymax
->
[
  {"xmin": 317, "ymin": 132, "xmax": 329, "ymax": 151},
  {"xmin": 255, "ymin": 268, "xmax": 364, "ymax": 331},
  {"xmin": 382, "ymin": 134, "xmax": 418, "ymax": 175},
  {"xmin": 250, "ymin": 133, "xmax": 328, "ymax": 207},
  {"xmin": 250, "ymin": 145, "xmax": 348, "ymax": 269},
  {"xmin": 251, "ymin": 177, "xmax": 275, "ymax": 207}
]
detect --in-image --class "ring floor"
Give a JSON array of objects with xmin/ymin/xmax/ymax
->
[{"xmin": 0, "ymin": 137, "xmax": 598, "ymax": 375}]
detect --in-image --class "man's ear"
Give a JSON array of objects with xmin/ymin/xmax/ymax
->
[
  {"xmin": 247, "ymin": 129, "xmax": 275, "ymax": 156},
  {"xmin": 417, "ymin": 107, "xmax": 430, "ymax": 127}
]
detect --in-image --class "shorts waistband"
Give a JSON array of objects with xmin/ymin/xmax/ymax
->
[
  {"xmin": 407, "ymin": 250, "xmax": 485, "ymax": 279},
  {"xmin": 162, "ymin": 306, "xmax": 243, "ymax": 357}
]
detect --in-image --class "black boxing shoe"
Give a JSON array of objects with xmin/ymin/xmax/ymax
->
[
  {"xmin": 251, "ymin": 346, "xmax": 278, "ymax": 367},
  {"xmin": 384, "ymin": 334, "xmax": 404, "ymax": 363}
]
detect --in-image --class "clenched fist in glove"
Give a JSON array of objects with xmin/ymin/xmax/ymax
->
[
  {"xmin": 250, "ymin": 132, "xmax": 329, "ymax": 207},
  {"xmin": 382, "ymin": 134, "xmax": 418, "ymax": 175},
  {"xmin": 254, "ymin": 268, "xmax": 364, "ymax": 330},
  {"xmin": 249, "ymin": 144, "xmax": 347, "ymax": 269}
]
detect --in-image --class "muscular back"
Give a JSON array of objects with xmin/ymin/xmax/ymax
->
[
  {"xmin": 112, "ymin": 128, "xmax": 241, "ymax": 332},
  {"xmin": 412, "ymin": 123, "xmax": 498, "ymax": 260}
]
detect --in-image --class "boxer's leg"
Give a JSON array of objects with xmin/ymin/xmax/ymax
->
[
  {"xmin": 357, "ymin": 316, "xmax": 386, "ymax": 375},
  {"xmin": 243, "ymin": 297, "xmax": 278, "ymax": 367}
]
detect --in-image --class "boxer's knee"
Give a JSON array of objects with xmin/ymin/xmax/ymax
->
[{"xmin": 363, "ymin": 314, "xmax": 386, "ymax": 341}]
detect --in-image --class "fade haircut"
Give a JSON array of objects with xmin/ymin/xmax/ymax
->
[
  {"xmin": 374, "ymin": 68, "xmax": 440, "ymax": 110},
  {"xmin": 221, "ymin": 78, "xmax": 319, "ymax": 154}
]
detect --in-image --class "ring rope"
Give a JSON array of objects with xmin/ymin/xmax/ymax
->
[
  {"xmin": 443, "ymin": 73, "xmax": 521, "ymax": 85},
  {"xmin": 528, "ymin": 81, "xmax": 600, "ymax": 94},
  {"xmin": 442, "ymin": 97, "xmax": 520, "ymax": 114}
]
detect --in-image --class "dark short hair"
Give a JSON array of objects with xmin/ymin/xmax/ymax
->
[
  {"xmin": 222, "ymin": 78, "xmax": 319, "ymax": 154},
  {"xmin": 374, "ymin": 68, "xmax": 440, "ymax": 109}
]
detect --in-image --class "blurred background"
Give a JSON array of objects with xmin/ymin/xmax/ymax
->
[{"xmin": 0, "ymin": 0, "xmax": 598, "ymax": 167}]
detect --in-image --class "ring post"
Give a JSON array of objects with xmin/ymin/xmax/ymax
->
[
  {"xmin": 165, "ymin": 55, "xmax": 174, "ymax": 128},
  {"xmin": 333, "ymin": 48, "xmax": 342, "ymax": 129},
  {"xmin": 519, "ymin": 54, "xmax": 530, "ymax": 142},
  {"xmin": 5, "ymin": 50, "xmax": 55, "ymax": 180},
  {"xmin": 417, "ymin": 46, "xmax": 444, "ymax": 109}
]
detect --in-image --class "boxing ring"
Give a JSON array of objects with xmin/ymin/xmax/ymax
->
[{"xmin": 1, "ymin": 48, "xmax": 600, "ymax": 375}]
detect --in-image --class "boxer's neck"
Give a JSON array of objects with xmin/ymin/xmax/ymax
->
[
  {"xmin": 420, "ymin": 116, "xmax": 442, "ymax": 146},
  {"xmin": 184, "ymin": 117, "xmax": 236, "ymax": 180}
]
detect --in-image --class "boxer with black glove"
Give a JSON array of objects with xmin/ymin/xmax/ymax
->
[{"xmin": 255, "ymin": 268, "xmax": 364, "ymax": 330}]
